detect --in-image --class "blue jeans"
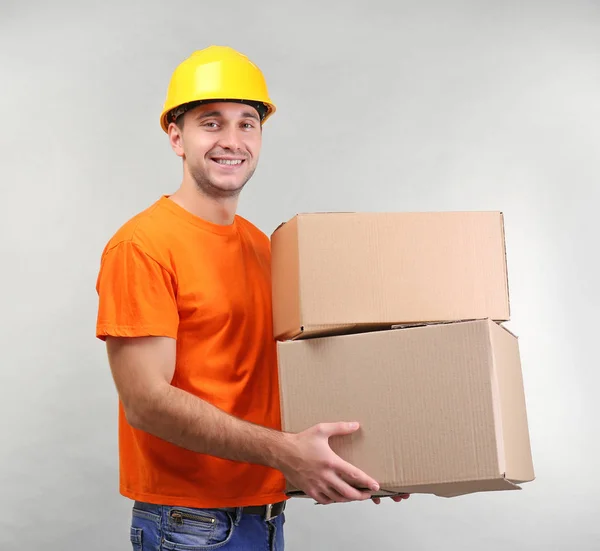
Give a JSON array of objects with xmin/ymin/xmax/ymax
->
[{"xmin": 130, "ymin": 500, "xmax": 285, "ymax": 550}]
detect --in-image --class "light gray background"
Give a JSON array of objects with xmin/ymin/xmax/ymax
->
[{"xmin": 1, "ymin": 0, "xmax": 598, "ymax": 549}]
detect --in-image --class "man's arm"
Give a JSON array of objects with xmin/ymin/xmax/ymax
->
[
  {"xmin": 106, "ymin": 335, "xmax": 381, "ymax": 505},
  {"xmin": 106, "ymin": 335, "xmax": 285, "ymax": 465}
]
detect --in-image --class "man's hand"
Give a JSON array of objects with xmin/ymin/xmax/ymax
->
[
  {"xmin": 371, "ymin": 493, "xmax": 410, "ymax": 505},
  {"xmin": 277, "ymin": 421, "xmax": 380, "ymax": 505}
]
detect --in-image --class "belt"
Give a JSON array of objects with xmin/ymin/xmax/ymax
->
[{"xmin": 223, "ymin": 501, "xmax": 286, "ymax": 521}]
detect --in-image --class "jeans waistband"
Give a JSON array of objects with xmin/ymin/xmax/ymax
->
[{"xmin": 133, "ymin": 500, "xmax": 286, "ymax": 521}]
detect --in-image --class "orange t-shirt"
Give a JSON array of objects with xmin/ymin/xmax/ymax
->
[{"xmin": 95, "ymin": 195, "xmax": 286, "ymax": 508}]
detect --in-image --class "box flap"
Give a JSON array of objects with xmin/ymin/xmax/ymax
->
[
  {"xmin": 272, "ymin": 212, "xmax": 357, "ymax": 234},
  {"xmin": 489, "ymin": 320, "xmax": 535, "ymax": 483},
  {"xmin": 285, "ymin": 477, "xmax": 522, "ymax": 500},
  {"xmin": 298, "ymin": 322, "xmax": 394, "ymax": 339},
  {"xmin": 499, "ymin": 212, "xmax": 512, "ymax": 320},
  {"xmin": 271, "ymin": 217, "xmax": 302, "ymax": 341},
  {"xmin": 294, "ymin": 319, "xmax": 489, "ymax": 340},
  {"xmin": 430, "ymin": 477, "xmax": 521, "ymax": 497},
  {"xmin": 272, "ymin": 221, "xmax": 287, "ymax": 233}
]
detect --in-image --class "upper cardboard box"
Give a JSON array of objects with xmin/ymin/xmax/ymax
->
[{"xmin": 271, "ymin": 211, "xmax": 510, "ymax": 340}]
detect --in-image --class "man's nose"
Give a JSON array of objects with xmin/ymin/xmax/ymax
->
[{"xmin": 216, "ymin": 125, "xmax": 242, "ymax": 152}]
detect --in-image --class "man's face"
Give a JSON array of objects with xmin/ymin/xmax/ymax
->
[{"xmin": 169, "ymin": 102, "xmax": 262, "ymax": 199}]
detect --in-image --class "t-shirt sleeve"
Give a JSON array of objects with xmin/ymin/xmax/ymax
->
[{"xmin": 95, "ymin": 240, "xmax": 179, "ymax": 341}]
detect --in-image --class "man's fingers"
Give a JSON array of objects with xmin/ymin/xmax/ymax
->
[
  {"xmin": 316, "ymin": 421, "xmax": 360, "ymax": 438},
  {"xmin": 336, "ymin": 459, "xmax": 380, "ymax": 493},
  {"xmin": 328, "ymin": 474, "xmax": 372, "ymax": 502},
  {"xmin": 315, "ymin": 493, "xmax": 333, "ymax": 505},
  {"xmin": 371, "ymin": 493, "xmax": 410, "ymax": 504},
  {"xmin": 323, "ymin": 484, "xmax": 353, "ymax": 503}
]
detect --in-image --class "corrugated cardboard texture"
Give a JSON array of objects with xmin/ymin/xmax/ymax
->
[
  {"xmin": 277, "ymin": 320, "xmax": 533, "ymax": 498},
  {"xmin": 271, "ymin": 212, "xmax": 510, "ymax": 340}
]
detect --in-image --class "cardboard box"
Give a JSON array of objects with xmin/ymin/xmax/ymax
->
[
  {"xmin": 271, "ymin": 212, "xmax": 510, "ymax": 341},
  {"xmin": 277, "ymin": 319, "xmax": 534, "ymax": 498}
]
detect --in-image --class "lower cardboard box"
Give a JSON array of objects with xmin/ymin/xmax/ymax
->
[{"xmin": 277, "ymin": 319, "xmax": 535, "ymax": 499}]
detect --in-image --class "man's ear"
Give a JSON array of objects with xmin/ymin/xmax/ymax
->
[{"xmin": 168, "ymin": 123, "xmax": 185, "ymax": 158}]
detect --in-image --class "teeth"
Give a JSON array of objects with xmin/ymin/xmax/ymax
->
[{"xmin": 216, "ymin": 159, "xmax": 242, "ymax": 165}]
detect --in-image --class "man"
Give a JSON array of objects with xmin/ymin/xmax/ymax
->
[{"xmin": 96, "ymin": 45, "xmax": 408, "ymax": 550}]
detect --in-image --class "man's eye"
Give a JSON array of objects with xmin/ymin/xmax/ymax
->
[
  {"xmin": 202, "ymin": 121, "xmax": 218, "ymax": 128},
  {"xmin": 243, "ymin": 123, "xmax": 255, "ymax": 129}
]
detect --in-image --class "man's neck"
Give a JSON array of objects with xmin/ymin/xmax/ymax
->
[{"xmin": 169, "ymin": 186, "xmax": 239, "ymax": 226}]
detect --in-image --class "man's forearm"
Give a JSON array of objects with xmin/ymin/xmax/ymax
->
[{"xmin": 130, "ymin": 383, "xmax": 290, "ymax": 470}]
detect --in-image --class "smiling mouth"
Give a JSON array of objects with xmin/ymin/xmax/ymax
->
[{"xmin": 212, "ymin": 158, "xmax": 245, "ymax": 166}]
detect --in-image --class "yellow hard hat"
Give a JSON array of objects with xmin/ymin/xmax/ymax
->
[{"xmin": 160, "ymin": 45, "xmax": 276, "ymax": 132}]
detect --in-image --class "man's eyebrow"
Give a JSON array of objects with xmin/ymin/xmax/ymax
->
[
  {"xmin": 242, "ymin": 111, "xmax": 260, "ymax": 122},
  {"xmin": 195, "ymin": 110, "xmax": 222, "ymax": 120},
  {"xmin": 195, "ymin": 110, "xmax": 260, "ymax": 122}
]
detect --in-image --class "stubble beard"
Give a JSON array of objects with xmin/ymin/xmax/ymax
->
[{"xmin": 190, "ymin": 163, "xmax": 257, "ymax": 200}]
